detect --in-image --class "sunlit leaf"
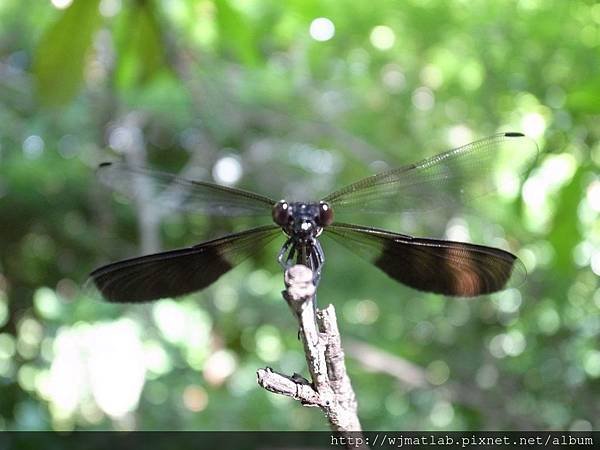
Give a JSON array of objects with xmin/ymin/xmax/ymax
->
[
  {"xmin": 115, "ymin": 0, "xmax": 168, "ymax": 89},
  {"xmin": 548, "ymin": 167, "xmax": 585, "ymax": 276},
  {"xmin": 33, "ymin": 0, "xmax": 102, "ymax": 106},
  {"xmin": 568, "ymin": 80, "xmax": 600, "ymax": 114},
  {"xmin": 215, "ymin": 0, "xmax": 260, "ymax": 66}
]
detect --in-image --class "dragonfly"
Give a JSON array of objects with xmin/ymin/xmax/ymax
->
[{"xmin": 90, "ymin": 132, "xmax": 538, "ymax": 303}]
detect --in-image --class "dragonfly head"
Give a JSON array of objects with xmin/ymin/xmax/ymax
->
[{"xmin": 272, "ymin": 201, "xmax": 334, "ymax": 239}]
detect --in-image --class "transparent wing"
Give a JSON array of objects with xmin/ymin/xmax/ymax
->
[
  {"xmin": 324, "ymin": 223, "xmax": 526, "ymax": 297},
  {"xmin": 322, "ymin": 132, "xmax": 538, "ymax": 215},
  {"xmin": 89, "ymin": 225, "xmax": 281, "ymax": 302},
  {"xmin": 96, "ymin": 162, "xmax": 276, "ymax": 216}
]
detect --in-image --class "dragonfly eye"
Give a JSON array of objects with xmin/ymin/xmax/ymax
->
[
  {"xmin": 272, "ymin": 200, "xmax": 290, "ymax": 226},
  {"xmin": 318, "ymin": 201, "xmax": 334, "ymax": 226}
]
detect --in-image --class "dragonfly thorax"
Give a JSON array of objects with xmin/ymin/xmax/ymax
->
[{"xmin": 272, "ymin": 200, "xmax": 334, "ymax": 240}]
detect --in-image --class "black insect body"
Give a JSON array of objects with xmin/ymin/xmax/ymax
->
[{"xmin": 90, "ymin": 132, "xmax": 537, "ymax": 303}]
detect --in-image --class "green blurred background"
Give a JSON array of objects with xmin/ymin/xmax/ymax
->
[{"xmin": 0, "ymin": 0, "xmax": 599, "ymax": 431}]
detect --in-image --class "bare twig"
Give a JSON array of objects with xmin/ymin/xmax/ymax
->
[
  {"xmin": 345, "ymin": 339, "xmax": 429, "ymax": 389},
  {"xmin": 256, "ymin": 265, "xmax": 363, "ymax": 436}
]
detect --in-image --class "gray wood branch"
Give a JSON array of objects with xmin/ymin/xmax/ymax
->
[
  {"xmin": 346, "ymin": 339, "xmax": 544, "ymax": 429},
  {"xmin": 121, "ymin": 114, "xmax": 161, "ymax": 255},
  {"xmin": 256, "ymin": 264, "xmax": 363, "ymax": 436}
]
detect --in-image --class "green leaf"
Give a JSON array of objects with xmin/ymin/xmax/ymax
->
[
  {"xmin": 115, "ymin": 0, "xmax": 167, "ymax": 89},
  {"xmin": 33, "ymin": 0, "xmax": 102, "ymax": 106},
  {"xmin": 547, "ymin": 167, "xmax": 585, "ymax": 276},
  {"xmin": 567, "ymin": 79, "xmax": 600, "ymax": 114},
  {"xmin": 215, "ymin": 0, "xmax": 260, "ymax": 66}
]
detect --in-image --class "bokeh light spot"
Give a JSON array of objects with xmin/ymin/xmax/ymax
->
[
  {"xmin": 426, "ymin": 360, "xmax": 450, "ymax": 385},
  {"xmin": 23, "ymin": 135, "xmax": 45, "ymax": 159},
  {"xmin": 183, "ymin": 385, "xmax": 209, "ymax": 412},
  {"xmin": 521, "ymin": 112, "xmax": 546, "ymax": 138},
  {"xmin": 255, "ymin": 325, "xmax": 283, "ymax": 362},
  {"xmin": 17, "ymin": 365, "xmax": 37, "ymax": 392},
  {"xmin": 445, "ymin": 217, "xmax": 470, "ymax": 242},
  {"xmin": 214, "ymin": 284, "xmax": 239, "ymax": 312},
  {"xmin": 51, "ymin": 0, "xmax": 72, "ymax": 9},
  {"xmin": 537, "ymin": 307, "xmax": 560, "ymax": 335},
  {"xmin": 309, "ymin": 18, "xmax": 335, "ymax": 41},
  {"xmin": 34, "ymin": 288, "xmax": 62, "ymax": 320},
  {"xmin": 384, "ymin": 392, "xmax": 409, "ymax": 416},
  {"xmin": 494, "ymin": 289, "xmax": 522, "ymax": 314},
  {"xmin": 412, "ymin": 87, "xmax": 435, "ymax": 111},
  {"xmin": 85, "ymin": 320, "xmax": 146, "ymax": 418},
  {"xmin": 246, "ymin": 270, "xmax": 272, "ymax": 296},
  {"xmin": 99, "ymin": 0, "xmax": 121, "ymax": 17},
  {"xmin": 430, "ymin": 401, "xmax": 454, "ymax": 427},
  {"xmin": 420, "ymin": 64, "xmax": 443, "ymax": 89},
  {"xmin": 213, "ymin": 155, "xmax": 242, "ymax": 186},
  {"xmin": 591, "ymin": 251, "xmax": 600, "ymax": 277},
  {"xmin": 0, "ymin": 333, "xmax": 16, "ymax": 359},
  {"xmin": 583, "ymin": 350, "xmax": 600, "ymax": 378},
  {"xmin": 370, "ymin": 26, "xmax": 396, "ymax": 50},
  {"xmin": 586, "ymin": 180, "xmax": 600, "ymax": 212},
  {"xmin": 459, "ymin": 61, "xmax": 483, "ymax": 90},
  {"xmin": 355, "ymin": 299, "xmax": 380, "ymax": 325},
  {"xmin": 144, "ymin": 341, "xmax": 171, "ymax": 376},
  {"xmin": 447, "ymin": 125, "xmax": 473, "ymax": 148},
  {"xmin": 381, "ymin": 64, "xmax": 406, "ymax": 93},
  {"xmin": 204, "ymin": 350, "xmax": 237, "ymax": 386},
  {"xmin": 476, "ymin": 364, "xmax": 498, "ymax": 389},
  {"xmin": 503, "ymin": 330, "xmax": 526, "ymax": 356}
]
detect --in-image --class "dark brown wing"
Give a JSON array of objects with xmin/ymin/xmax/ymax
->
[
  {"xmin": 324, "ymin": 223, "xmax": 526, "ymax": 297},
  {"xmin": 89, "ymin": 225, "xmax": 280, "ymax": 303}
]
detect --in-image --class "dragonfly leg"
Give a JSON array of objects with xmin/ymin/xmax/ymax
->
[
  {"xmin": 310, "ymin": 238, "xmax": 325, "ymax": 287},
  {"xmin": 277, "ymin": 237, "xmax": 295, "ymax": 270},
  {"xmin": 314, "ymin": 239, "xmax": 325, "ymax": 270},
  {"xmin": 308, "ymin": 242, "xmax": 322, "ymax": 342}
]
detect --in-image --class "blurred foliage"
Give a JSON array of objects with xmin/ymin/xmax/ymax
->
[{"xmin": 0, "ymin": 0, "xmax": 599, "ymax": 432}]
